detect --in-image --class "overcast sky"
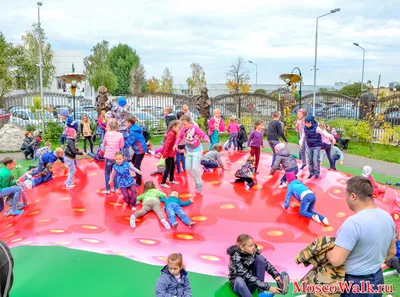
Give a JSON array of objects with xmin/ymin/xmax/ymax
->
[{"xmin": 1, "ymin": 0, "xmax": 399, "ymax": 87}]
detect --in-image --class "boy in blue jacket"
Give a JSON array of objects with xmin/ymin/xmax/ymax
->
[
  {"xmin": 28, "ymin": 148, "xmax": 64, "ymax": 177},
  {"xmin": 160, "ymin": 191, "xmax": 195, "ymax": 229},
  {"xmin": 283, "ymin": 172, "xmax": 329, "ymax": 225},
  {"xmin": 124, "ymin": 115, "xmax": 147, "ymax": 186},
  {"xmin": 385, "ymin": 230, "xmax": 400, "ymax": 274}
]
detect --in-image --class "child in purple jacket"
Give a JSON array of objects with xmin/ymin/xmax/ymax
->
[{"xmin": 247, "ymin": 121, "xmax": 265, "ymax": 174}]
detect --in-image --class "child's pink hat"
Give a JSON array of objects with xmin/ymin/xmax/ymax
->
[
  {"xmin": 66, "ymin": 127, "xmax": 76, "ymax": 136},
  {"xmin": 286, "ymin": 171, "xmax": 296, "ymax": 183}
]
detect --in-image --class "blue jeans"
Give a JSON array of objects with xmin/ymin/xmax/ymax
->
[
  {"xmin": 232, "ymin": 255, "xmax": 266, "ymax": 297},
  {"xmin": 201, "ymin": 160, "xmax": 219, "ymax": 169},
  {"xmin": 341, "ymin": 269, "xmax": 384, "ymax": 297},
  {"xmin": 31, "ymin": 158, "xmax": 44, "ymax": 176},
  {"xmin": 105, "ymin": 158, "xmax": 117, "ymax": 191},
  {"xmin": 210, "ymin": 130, "xmax": 219, "ymax": 150},
  {"xmin": 321, "ymin": 143, "xmax": 335, "ymax": 170},
  {"xmin": 0, "ymin": 186, "xmax": 22, "ymax": 212},
  {"xmin": 268, "ymin": 140, "xmax": 280, "ymax": 166},
  {"xmin": 166, "ymin": 203, "xmax": 192, "ymax": 225},
  {"xmin": 176, "ymin": 153, "xmax": 186, "ymax": 173},
  {"xmin": 332, "ymin": 154, "xmax": 340, "ymax": 169},
  {"xmin": 60, "ymin": 134, "xmax": 66, "ymax": 146},
  {"xmin": 300, "ymin": 193, "xmax": 324, "ymax": 221},
  {"xmin": 227, "ymin": 133, "xmax": 238, "ymax": 149},
  {"xmin": 120, "ymin": 130, "xmax": 130, "ymax": 161},
  {"xmin": 99, "ymin": 129, "xmax": 105, "ymax": 145},
  {"xmin": 64, "ymin": 157, "xmax": 76, "ymax": 186},
  {"xmin": 299, "ymin": 138, "xmax": 307, "ymax": 166},
  {"xmin": 281, "ymin": 167, "xmax": 299, "ymax": 184},
  {"xmin": 306, "ymin": 146, "xmax": 321, "ymax": 176}
]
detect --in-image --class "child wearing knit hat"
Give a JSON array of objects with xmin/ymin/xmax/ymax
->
[{"xmin": 362, "ymin": 166, "xmax": 386, "ymax": 198}]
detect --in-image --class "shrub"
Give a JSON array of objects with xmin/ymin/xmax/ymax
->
[
  {"xmin": 283, "ymin": 114, "xmax": 297, "ymax": 135},
  {"xmin": 254, "ymin": 89, "xmax": 266, "ymax": 95},
  {"xmin": 25, "ymin": 124, "xmax": 37, "ymax": 132},
  {"xmin": 380, "ymin": 124, "xmax": 400, "ymax": 146},
  {"xmin": 42, "ymin": 121, "xmax": 63, "ymax": 140},
  {"xmin": 198, "ymin": 116, "xmax": 208, "ymax": 133}
]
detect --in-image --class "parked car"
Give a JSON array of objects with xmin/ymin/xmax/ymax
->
[
  {"xmin": 73, "ymin": 108, "xmax": 98, "ymax": 120},
  {"xmin": 385, "ymin": 111, "xmax": 400, "ymax": 126},
  {"xmin": 10, "ymin": 109, "xmax": 59, "ymax": 130},
  {"xmin": 133, "ymin": 112, "xmax": 164, "ymax": 133},
  {"xmin": 0, "ymin": 109, "xmax": 11, "ymax": 125},
  {"xmin": 325, "ymin": 107, "xmax": 358, "ymax": 119}
]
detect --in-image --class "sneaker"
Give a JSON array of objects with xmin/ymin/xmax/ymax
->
[
  {"xmin": 244, "ymin": 181, "xmax": 250, "ymax": 190},
  {"xmin": 308, "ymin": 174, "xmax": 314, "ymax": 179},
  {"xmin": 170, "ymin": 181, "xmax": 179, "ymax": 185},
  {"xmin": 161, "ymin": 184, "xmax": 170, "ymax": 188},
  {"xmin": 312, "ymin": 215, "xmax": 321, "ymax": 224},
  {"xmin": 10, "ymin": 209, "xmax": 24, "ymax": 216},
  {"xmin": 279, "ymin": 183, "xmax": 287, "ymax": 189},
  {"xmin": 130, "ymin": 215, "xmax": 136, "ymax": 228},
  {"xmin": 195, "ymin": 185, "xmax": 203, "ymax": 194},
  {"xmin": 131, "ymin": 207, "xmax": 136, "ymax": 211},
  {"xmin": 279, "ymin": 271, "xmax": 290, "ymax": 295},
  {"xmin": 315, "ymin": 175, "xmax": 320, "ymax": 179},
  {"xmin": 149, "ymin": 150, "xmax": 155, "ymax": 156},
  {"xmin": 26, "ymin": 173, "xmax": 32, "ymax": 180},
  {"xmin": 230, "ymin": 179, "xmax": 236, "ymax": 183},
  {"xmin": 188, "ymin": 222, "xmax": 196, "ymax": 228},
  {"xmin": 102, "ymin": 190, "xmax": 110, "ymax": 195},
  {"xmin": 110, "ymin": 189, "xmax": 116, "ymax": 193},
  {"xmin": 256, "ymin": 171, "xmax": 260, "ymax": 174},
  {"xmin": 203, "ymin": 166, "xmax": 210, "ymax": 172},
  {"xmin": 300, "ymin": 165, "xmax": 307, "ymax": 170},
  {"xmin": 395, "ymin": 182, "xmax": 400, "ymax": 187},
  {"xmin": 172, "ymin": 222, "xmax": 178, "ymax": 230},
  {"xmin": 161, "ymin": 219, "xmax": 171, "ymax": 230},
  {"xmin": 66, "ymin": 184, "xmax": 76, "ymax": 189},
  {"xmin": 386, "ymin": 181, "xmax": 392, "ymax": 186},
  {"xmin": 322, "ymin": 218, "xmax": 330, "ymax": 226}
]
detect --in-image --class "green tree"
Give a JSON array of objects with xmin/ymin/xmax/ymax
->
[
  {"xmin": 84, "ymin": 40, "xmax": 118, "ymax": 94},
  {"xmin": 226, "ymin": 56, "xmax": 251, "ymax": 95},
  {"xmin": 254, "ymin": 89, "xmax": 266, "ymax": 95},
  {"xmin": 319, "ymin": 87, "xmax": 337, "ymax": 93},
  {"xmin": 160, "ymin": 67, "xmax": 174, "ymax": 93},
  {"xmin": 0, "ymin": 33, "xmax": 14, "ymax": 104},
  {"xmin": 108, "ymin": 43, "xmax": 140, "ymax": 95},
  {"xmin": 16, "ymin": 23, "xmax": 56, "ymax": 92},
  {"xmin": 186, "ymin": 63, "xmax": 206, "ymax": 95},
  {"xmin": 129, "ymin": 64, "xmax": 146, "ymax": 96},
  {"xmin": 338, "ymin": 82, "xmax": 362, "ymax": 98}
]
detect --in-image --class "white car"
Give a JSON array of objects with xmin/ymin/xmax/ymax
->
[{"xmin": 10, "ymin": 109, "xmax": 60, "ymax": 131}]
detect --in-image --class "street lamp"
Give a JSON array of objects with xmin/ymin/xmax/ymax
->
[
  {"xmin": 353, "ymin": 42, "xmax": 365, "ymax": 95},
  {"xmin": 248, "ymin": 61, "xmax": 258, "ymax": 90},
  {"xmin": 292, "ymin": 67, "xmax": 302, "ymax": 108},
  {"xmin": 312, "ymin": 8, "xmax": 341, "ymax": 115},
  {"xmin": 37, "ymin": 2, "xmax": 44, "ymax": 100}
]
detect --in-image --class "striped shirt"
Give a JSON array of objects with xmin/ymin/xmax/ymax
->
[{"xmin": 103, "ymin": 131, "xmax": 124, "ymax": 160}]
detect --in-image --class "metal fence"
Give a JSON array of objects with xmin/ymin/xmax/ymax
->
[{"xmin": 1, "ymin": 91, "xmax": 399, "ymax": 144}]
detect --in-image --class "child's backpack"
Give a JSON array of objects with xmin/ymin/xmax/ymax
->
[
  {"xmin": 35, "ymin": 146, "xmax": 51, "ymax": 159},
  {"xmin": 0, "ymin": 240, "xmax": 14, "ymax": 297}
]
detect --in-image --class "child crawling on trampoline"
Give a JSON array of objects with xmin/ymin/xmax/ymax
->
[{"xmin": 227, "ymin": 233, "xmax": 289, "ymax": 297}]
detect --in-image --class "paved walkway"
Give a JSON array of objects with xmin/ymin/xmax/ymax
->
[{"xmin": 2, "ymin": 142, "xmax": 399, "ymax": 177}]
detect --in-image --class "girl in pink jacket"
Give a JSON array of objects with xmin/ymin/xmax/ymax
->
[{"xmin": 208, "ymin": 109, "xmax": 225, "ymax": 150}]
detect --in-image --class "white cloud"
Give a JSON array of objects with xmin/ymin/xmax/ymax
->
[{"xmin": 1, "ymin": 0, "xmax": 399, "ymax": 86}]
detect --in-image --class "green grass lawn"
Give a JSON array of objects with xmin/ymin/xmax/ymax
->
[{"xmin": 383, "ymin": 274, "xmax": 399, "ymax": 296}]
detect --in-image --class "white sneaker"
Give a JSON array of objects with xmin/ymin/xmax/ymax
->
[
  {"xmin": 244, "ymin": 181, "xmax": 250, "ymax": 190},
  {"xmin": 161, "ymin": 184, "xmax": 170, "ymax": 188},
  {"xmin": 132, "ymin": 207, "xmax": 136, "ymax": 211},
  {"xmin": 322, "ymin": 217, "xmax": 329, "ymax": 226},
  {"xmin": 150, "ymin": 150, "xmax": 155, "ymax": 156},
  {"xmin": 102, "ymin": 190, "xmax": 110, "ymax": 195},
  {"xmin": 312, "ymin": 215, "xmax": 321, "ymax": 224},
  {"xmin": 66, "ymin": 184, "xmax": 76, "ymax": 189},
  {"xmin": 279, "ymin": 183, "xmax": 287, "ymax": 189},
  {"xmin": 170, "ymin": 181, "xmax": 179, "ymax": 185},
  {"xmin": 161, "ymin": 219, "xmax": 171, "ymax": 230},
  {"xmin": 230, "ymin": 179, "xmax": 236, "ymax": 183},
  {"xmin": 26, "ymin": 173, "xmax": 32, "ymax": 180},
  {"xmin": 130, "ymin": 215, "xmax": 136, "ymax": 228}
]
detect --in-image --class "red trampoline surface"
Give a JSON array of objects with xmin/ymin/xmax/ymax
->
[{"xmin": 1, "ymin": 152, "xmax": 398, "ymax": 281}]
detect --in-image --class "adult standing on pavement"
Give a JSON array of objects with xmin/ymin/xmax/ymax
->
[
  {"xmin": 267, "ymin": 111, "xmax": 288, "ymax": 166},
  {"xmin": 327, "ymin": 176, "xmax": 397, "ymax": 297}
]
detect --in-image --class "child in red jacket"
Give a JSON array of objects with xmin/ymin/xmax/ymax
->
[
  {"xmin": 161, "ymin": 120, "xmax": 181, "ymax": 189},
  {"xmin": 362, "ymin": 166, "xmax": 386, "ymax": 198}
]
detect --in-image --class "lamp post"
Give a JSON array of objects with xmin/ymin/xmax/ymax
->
[
  {"xmin": 291, "ymin": 67, "xmax": 302, "ymax": 108},
  {"xmin": 248, "ymin": 61, "xmax": 258, "ymax": 90},
  {"xmin": 37, "ymin": 2, "xmax": 44, "ymax": 100},
  {"xmin": 353, "ymin": 42, "xmax": 365, "ymax": 95},
  {"xmin": 312, "ymin": 8, "xmax": 340, "ymax": 115}
]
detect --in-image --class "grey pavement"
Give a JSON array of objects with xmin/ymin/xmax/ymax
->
[{"xmin": 1, "ymin": 142, "xmax": 399, "ymax": 177}]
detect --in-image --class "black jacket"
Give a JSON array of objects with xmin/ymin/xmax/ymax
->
[
  {"xmin": 0, "ymin": 240, "xmax": 13, "ymax": 297},
  {"xmin": 237, "ymin": 125, "xmax": 248, "ymax": 143},
  {"xmin": 267, "ymin": 120, "xmax": 287, "ymax": 142},
  {"xmin": 227, "ymin": 245, "xmax": 280, "ymax": 291},
  {"xmin": 64, "ymin": 137, "xmax": 83, "ymax": 159},
  {"xmin": 165, "ymin": 113, "xmax": 177, "ymax": 129}
]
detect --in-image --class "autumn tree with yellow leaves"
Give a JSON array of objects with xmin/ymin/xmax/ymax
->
[{"xmin": 226, "ymin": 57, "xmax": 251, "ymax": 95}]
